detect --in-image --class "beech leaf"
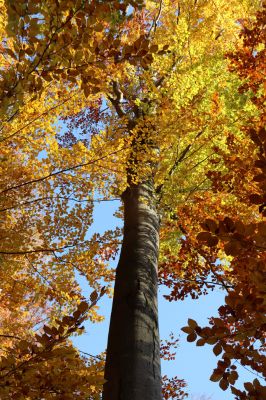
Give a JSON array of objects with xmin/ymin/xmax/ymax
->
[
  {"xmin": 187, "ymin": 318, "xmax": 198, "ymax": 329},
  {"xmin": 196, "ymin": 338, "xmax": 205, "ymax": 346},
  {"xmin": 213, "ymin": 343, "xmax": 223, "ymax": 356},
  {"xmin": 78, "ymin": 301, "xmax": 89, "ymax": 314},
  {"xmin": 90, "ymin": 290, "xmax": 98, "ymax": 302},
  {"xmin": 181, "ymin": 326, "xmax": 193, "ymax": 334},
  {"xmin": 187, "ymin": 332, "xmax": 197, "ymax": 342},
  {"xmin": 219, "ymin": 378, "xmax": 229, "ymax": 391}
]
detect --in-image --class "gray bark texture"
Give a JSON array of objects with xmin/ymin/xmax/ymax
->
[{"xmin": 102, "ymin": 180, "xmax": 162, "ymax": 400}]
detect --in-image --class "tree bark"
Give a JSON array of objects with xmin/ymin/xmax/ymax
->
[{"xmin": 103, "ymin": 179, "xmax": 162, "ymax": 400}]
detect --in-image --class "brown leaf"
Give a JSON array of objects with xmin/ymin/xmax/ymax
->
[
  {"xmin": 253, "ymin": 174, "xmax": 265, "ymax": 182},
  {"xmin": 73, "ymin": 309, "xmax": 82, "ymax": 319},
  {"xmin": 200, "ymin": 219, "xmax": 217, "ymax": 232},
  {"xmin": 197, "ymin": 231, "xmax": 213, "ymax": 241},
  {"xmin": 197, "ymin": 232, "xmax": 218, "ymax": 246},
  {"xmin": 206, "ymin": 235, "xmax": 219, "ymax": 247},
  {"xmin": 90, "ymin": 290, "xmax": 98, "ymax": 302},
  {"xmin": 224, "ymin": 240, "xmax": 241, "ymax": 256},
  {"xmin": 188, "ymin": 318, "xmax": 198, "ymax": 329},
  {"xmin": 83, "ymin": 85, "xmax": 90, "ymax": 98},
  {"xmin": 213, "ymin": 343, "xmax": 223, "ymax": 356},
  {"xmin": 228, "ymin": 370, "xmax": 239, "ymax": 384},
  {"xmin": 219, "ymin": 378, "xmax": 229, "ymax": 391},
  {"xmin": 196, "ymin": 338, "xmax": 205, "ymax": 346},
  {"xmin": 223, "ymin": 217, "xmax": 235, "ymax": 232},
  {"xmin": 249, "ymin": 194, "xmax": 263, "ymax": 205},
  {"xmin": 181, "ymin": 326, "xmax": 193, "ymax": 334},
  {"xmin": 150, "ymin": 44, "xmax": 158, "ymax": 53},
  {"xmin": 43, "ymin": 325, "xmax": 53, "ymax": 336},
  {"xmin": 78, "ymin": 301, "xmax": 89, "ymax": 313},
  {"xmin": 187, "ymin": 332, "xmax": 197, "ymax": 342},
  {"xmin": 210, "ymin": 371, "xmax": 223, "ymax": 382},
  {"xmin": 206, "ymin": 336, "xmax": 217, "ymax": 345},
  {"xmin": 244, "ymin": 382, "xmax": 253, "ymax": 392}
]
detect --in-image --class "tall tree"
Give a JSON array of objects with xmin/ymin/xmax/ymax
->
[
  {"xmin": 0, "ymin": 1, "xmax": 146, "ymax": 398},
  {"xmin": 1, "ymin": 1, "xmax": 264, "ymax": 399},
  {"xmin": 99, "ymin": 1, "xmax": 261, "ymax": 399}
]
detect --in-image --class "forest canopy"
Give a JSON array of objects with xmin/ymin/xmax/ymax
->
[{"xmin": 0, "ymin": 1, "xmax": 265, "ymax": 399}]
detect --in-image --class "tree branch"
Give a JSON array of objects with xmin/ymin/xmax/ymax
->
[
  {"xmin": 148, "ymin": 0, "xmax": 163, "ymax": 37},
  {"xmin": 0, "ymin": 244, "xmax": 74, "ymax": 255},
  {"xmin": 0, "ymin": 147, "xmax": 127, "ymax": 196},
  {"xmin": 0, "ymin": 94, "xmax": 76, "ymax": 143},
  {"xmin": 108, "ymin": 81, "xmax": 126, "ymax": 118},
  {"xmin": 0, "ymin": 335, "xmax": 21, "ymax": 340},
  {"xmin": 0, "ymin": 196, "xmax": 120, "ymax": 213}
]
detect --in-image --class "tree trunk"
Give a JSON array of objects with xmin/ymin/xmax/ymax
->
[{"xmin": 103, "ymin": 179, "xmax": 162, "ymax": 400}]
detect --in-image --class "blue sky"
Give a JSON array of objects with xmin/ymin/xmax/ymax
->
[{"xmin": 73, "ymin": 197, "xmax": 257, "ymax": 400}]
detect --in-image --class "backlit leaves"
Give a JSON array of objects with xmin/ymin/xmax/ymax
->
[
  {"xmin": 181, "ymin": 7, "xmax": 266, "ymax": 399},
  {"xmin": 0, "ymin": 297, "xmax": 105, "ymax": 399},
  {"xmin": 1, "ymin": 1, "xmax": 265, "ymax": 399}
]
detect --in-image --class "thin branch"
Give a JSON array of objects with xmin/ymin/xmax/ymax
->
[
  {"xmin": 0, "ymin": 244, "xmax": 74, "ymax": 255},
  {"xmin": 234, "ymin": 360, "xmax": 265, "ymax": 381},
  {"xmin": 168, "ymin": 143, "xmax": 192, "ymax": 176},
  {"xmin": 184, "ymin": 177, "xmax": 208, "ymax": 202},
  {"xmin": 78, "ymin": 350, "xmax": 105, "ymax": 361},
  {"xmin": 32, "ymin": 317, "xmax": 50, "ymax": 331},
  {"xmin": 0, "ymin": 196, "xmax": 120, "ymax": 213},
  {"xmin": 148, "ymin": 0, "xmax": 163, "ymax": 37},
  {"xmin": 208, "ymin": 264, "xmax": 233, "ymax": 293},
  {"xmin": 0, "ymin": 335, "xmax": 21, "ymax": 340},
  {"xmin": 26, "ymin": 256, "xmax": 54, "ymax": 290},
  {"xmin": 186, "ymin": 152, "xmax": 216, "ymax": 173},
  {"xmin": 175, "ymin": 277, "xmax": 233, "ymax": 289},
  {"xmin": 0, "ymin": 94, "xmax": 76, "ymax": 143},
  {"xmin": 156, "ymin": 128, "xmax": 206, "ymax": 196},
  {"xmin": 1, "ymin": 1, "xmax": 87, "ymax": 105},
  {"xmin": 0, "ymin": 147, "xmax": 127, "ymax": 196},
  {"xmin": 154, "ymin": 55, "xmax": 183, "ymax": 89}
]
